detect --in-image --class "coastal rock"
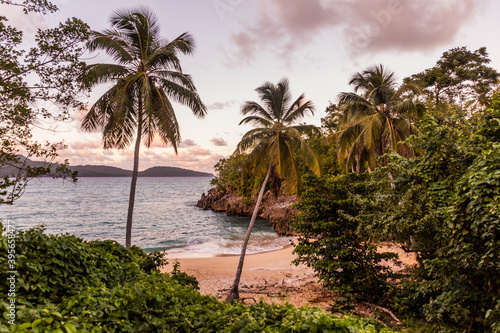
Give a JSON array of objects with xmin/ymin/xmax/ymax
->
[{"xmin": 196, "ymin": 188, "xmax": 298, "ymax": 236}]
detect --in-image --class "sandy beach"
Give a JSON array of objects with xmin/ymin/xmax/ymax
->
[
  {"xmin": 161, "ymin": 243, "xmax": 417, "ymax": 309},
  {"xmin": 161, "ymin": 245, "xmax": 335, "ymax": 309}
]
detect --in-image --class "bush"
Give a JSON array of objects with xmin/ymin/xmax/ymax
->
[
  {"xmin": 375, "ymin": 103, "xmax": 500, "ymax": 331},
  {"xmin": 292, "ymin": 173, "xmax": 397, "ymax": 303},
  {"xmin": 0, "ymin": 225, "xmax": 396, "ymax": 332}
]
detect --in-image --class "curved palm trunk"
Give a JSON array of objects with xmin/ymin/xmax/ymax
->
[
  {"xmin": 125, "ymin": 104, "xmax": 143, "ymax": 248},
  {"xmin": 226, "ymin": 160, "xmax": 273, "ymax": 301}
]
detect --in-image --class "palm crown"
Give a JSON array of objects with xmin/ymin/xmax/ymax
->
[
  {"xmin": 235, "ymin": 78, "xmax": 321, "ymax": 193},
  {"xmin": 336, "ymin": 64, "xmax": 424, "ymax": 172},
  {"xmin": 82, "ymin": 7, "xmax": 206, "ymax": 150}
]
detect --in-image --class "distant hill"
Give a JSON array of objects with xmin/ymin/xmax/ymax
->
[
  {"xmin": 139, "ymin": 166, "xmax": 213, "ymax": 177},
  {"xmin": 71, "ymin": 165, "xmax": 213, "ymax": 177},
  {"xmin": 0, "ymin": 158, "xmax": 213, "ymax": 178},
  {"xmin": 69, "ymin": 165, "xmax": 132, "ymax": 177}
]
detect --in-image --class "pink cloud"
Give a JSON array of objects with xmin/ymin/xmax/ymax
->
[
  {"xmin": 188, "ymin": 147, "xmax": 212, "ymax": 156},
  {"xmin": 227, "ymin": 0, "xmax": 483, "ymax": 62},
  {"xmin": 211, "ymin": 137, "xmax": 228, "ymax": 147}
]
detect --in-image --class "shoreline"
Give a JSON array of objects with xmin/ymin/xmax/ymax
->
[
  {"xmin": 164, "ymin": 243, "xmax": 295, "ymax": 259},
  {"xmin": 161, "ymin": 242, "xmax": 417, "ymax": 309},
  {"xmin": 161, "ymin": 243, "xmax": 331, "ymax": 309}
]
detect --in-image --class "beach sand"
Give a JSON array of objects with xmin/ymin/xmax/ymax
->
[
  {"xmin": 161, "ymin": 245, "xmax": 333, "ymax": 309},
  {"xmin": 161, "ymin": 243, "xmax": 417, "ymax": 309}
]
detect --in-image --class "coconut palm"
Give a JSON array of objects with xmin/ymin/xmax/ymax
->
[
  {"xmin": 81, "ymin": 7, "xmax": 206, "ymax": 248},
  {"xmin": 226, "ymin": 78, "xmax": 321, "ymax": 301},
  {"xmin": 336, "ymin": 64, "xmax": 424, "ymax": 172}
]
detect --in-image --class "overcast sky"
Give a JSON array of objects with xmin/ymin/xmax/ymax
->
[{"xmin": 6, "ymin": 0, "xmax": 500, "ymax": 173}]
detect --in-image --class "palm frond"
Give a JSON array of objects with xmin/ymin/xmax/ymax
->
[
  {"xmin": 238, "ymin": 116, "xmax": 273, "ymax": 128},
  {"xmin": 149, "ymin": 84, "xmax": 181, "ymax": 152},
  {"xmin": 234, "ymin": 128, "xmax": 272, "ymax": 155},
  {"xmin": 240, "ymin": 101, "xmax": 273, "ymax": 122},
  {"xmin": 290, "ymin": 124, "xmax": 320, "ymax": 136},
  {"xmin": 87, "ymin": 30, "xmax": 134, "ymax": 64},
  {"xmin": 242, "ymin": 140, "xmax": 271, "ymax": 178},
  {"xmin": 157, "ymin": 77, "xmax": 206, "ymax": 118},
  {"xmin": 285, "ymin": 128, "xmax": 321, "ymax": 177},
  {"xmin": 86, "ymin": 64, "xmax": 130, "ymax": 85},
  {"xmin": 276, "ymin": 133, "xmax": 299, "ymax": 192},
  {"xmin": 283, "ymin": 98, "xmax": 315, "ymax": 123},
  {"xmin": 360, "ymin": 113, "xmax": 383, "ymax": 151}
]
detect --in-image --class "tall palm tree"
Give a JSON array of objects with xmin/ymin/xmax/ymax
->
[
  {"xmin": 336, "ymin": 64, "xmax": 424, "ymax": 172},
  {"xmin": 226, "ymin": 78, "xmax": 321, "ymax": 301},
  {"xmin": 81, "ymin": 7, "xmax": 206, "ymax": 248}
]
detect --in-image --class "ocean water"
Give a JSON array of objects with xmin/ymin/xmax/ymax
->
[{"xmin": 1, "ymin": 177, "xmax": 291, "ymax": 254}]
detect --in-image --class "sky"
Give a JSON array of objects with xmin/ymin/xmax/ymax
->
[{"xmin": 4, "ymin": 0, "xmax": 500, "ymax": 173}]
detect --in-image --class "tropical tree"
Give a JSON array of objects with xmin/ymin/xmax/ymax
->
[
  {"xmin": 336, "ymin": 64, "xmax": 424, "ymax": 172},
  {"xmin": 409, "ymin": 47, "xmax": 499, "ymax": 108},
  {"xmin": 226, "ymin": 78, "xmax": 321, "ymax": 301},
  {"xmin": 81, "ymin": 7, "xmax": 206, "ymax": 248},
  {"xmin": 0, "ymin": 1, "xmax": 88, "ymax": 204}
]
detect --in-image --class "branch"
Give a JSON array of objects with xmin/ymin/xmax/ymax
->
[
  {"xmin": 362, "ymin": 302, "xmax": 401, "ymax": 324},
  {"xmin": 3, "ymin": 38, "xmax": 82, "ymax": 82}
]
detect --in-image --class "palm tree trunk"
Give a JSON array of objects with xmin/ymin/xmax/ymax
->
[
  {"xmin": 125, "ymin": 102, "xmax": 143, "ymax": 248},
  {"xmin": 226, "ymin": 160, "xmax": 273, "ymax": 302}
]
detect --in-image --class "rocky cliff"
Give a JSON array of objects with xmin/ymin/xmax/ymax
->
[{"xmin": 196, "ymin": 188, "xmax": 299, "ymax": 236}]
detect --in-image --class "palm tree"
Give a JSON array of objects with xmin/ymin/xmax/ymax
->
[
  {"xmin": 226, "ymin": 78, "xmax": 321, "ymax": 301},
  {"xmin": 81, "ymin": 7, "xmax": 206, "ymax": 248},
  {"xmin": 336, "ymin": 64, "xmax": 424, "ymax": 172}
]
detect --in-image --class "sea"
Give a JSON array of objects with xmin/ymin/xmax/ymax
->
[{"xmin": 1, "ymin": 177, "xmax": 292, "ymax": 255}]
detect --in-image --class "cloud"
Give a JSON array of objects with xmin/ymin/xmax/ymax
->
[
  {"xmin": 148, "ymin": 137, "xmax": 198, "ymax": 149},
  {"xmin": 227, "ymin": 0, "xmax": 339, "ymax": 64},
  {"xmin": 341, "ymin": 0, "xmax": 482, "ymax": 55},
  {"xmin": 69, "ymin": 140, "xmax": 102, "ymax": 150},
  {"xmin": 210, "ymin": 137, "xmax": 228, "ymax": 147},
  {"xmin": 179, "ymin": 139, "xmax": 198, "ymax": 148},
  {"xmin": 207, "ymin": 100, "xmax": 239, "ymax": 110},
  {"xmin": 189, "ymin": 147, "xmax": 212, "ymax": 156},
  {"xmin": 227, "ymin": 0, "xmax": 483, "ymax": 62}
]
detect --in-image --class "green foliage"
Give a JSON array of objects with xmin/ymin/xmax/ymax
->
[
  {"xmin": 293, "ymin": 173, "xmax": 397, "ymax": 302},
  {"xmin": 170, "ymin": 259, "xmax": 200, "ymax": 290},
  {"xmin": 234, "ymin": 78, "xmax": 321, "ymax": 195},
  {"xmin": 304, "ymin": 132, "xmax": 341, "ymax": 177},
  {"xmin": 210, "ymin": 154, "xmax": 257, "ymax": 196},
  {"xmin": 0, "ymin": 225, "xmax": 396, "ymax": 332},
  {"xmin": 371, "ymin": 99, "xmax": 500, "ymax": 331},
  {"xmin": 0, "ymin": 1, "xmax": 88, "ymax": 204},
  {"xmin": 336, "ymin": 64, "xmax": 425, "ymax": 172},
  {"xmin": 321, "ymin": 102, "xmax": 344, "ymax": 133},
  {"xmin": 409, "ymin": 46, "xmax": 499, "ymax": 108},
  {"xmin": 0, "ymin": 226, "xmax": 168, "ymax": 306}
]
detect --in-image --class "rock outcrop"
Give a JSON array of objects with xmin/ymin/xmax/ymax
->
[{"xmin": 196, "ymin": 188, "xmax": 298, "ymax": 236}]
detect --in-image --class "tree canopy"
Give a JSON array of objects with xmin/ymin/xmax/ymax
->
[{"xmin": 0, "ymin": 0, "xmax": 88, "ymax": 204}]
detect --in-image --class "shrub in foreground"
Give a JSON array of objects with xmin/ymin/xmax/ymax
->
[{"xmin": 0, "ymin": 225, "xmax": 395, "ymax": 332}]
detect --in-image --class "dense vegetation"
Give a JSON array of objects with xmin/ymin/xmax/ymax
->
[
  {"xmin": 0, "ymin": 225, "xmax": 394, "ymax": 332},
  {"xmin": 292, "ymin": 100, "xmax": 500, "ymax": 331},
  {"xmin": 212, "ymin": 49, "xmax": 500, "ymax": 331}
]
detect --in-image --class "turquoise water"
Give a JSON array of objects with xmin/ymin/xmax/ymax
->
[{"xmin": 1, "ymin": 177, "xmax": 290, "ymax": 254}]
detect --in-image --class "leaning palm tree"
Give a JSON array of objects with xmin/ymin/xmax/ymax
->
[
  {"xmin": 81, "ymin": 7, "xmax": 206, "ymax": 248},
  {"xmin": 226, "ymin": 78, "xmax": 321, "ymax": 301},
  {"xmin": 336, "ymin": 64, "xmax": 424, "ymax": 172}
]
